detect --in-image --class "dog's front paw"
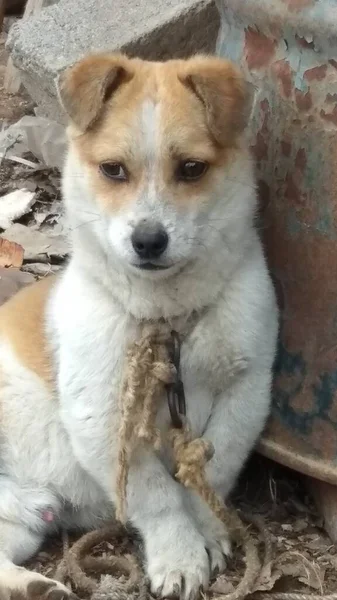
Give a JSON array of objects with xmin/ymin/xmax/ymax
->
[
  {"xmin": 144, "ymin": 512, "xmax": 210, "ymax": 599},
  {"xmin": 188, "ymin": 492, "xmax": 231, "ymax": 575},
  {"xmin": 0, "ymin": 567, "xmax": 79, "ymax": 600}
]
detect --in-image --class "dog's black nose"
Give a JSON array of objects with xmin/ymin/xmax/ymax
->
[{"xmin": 131, "ymin": 222, "xmax": 169, "ymax": 259}]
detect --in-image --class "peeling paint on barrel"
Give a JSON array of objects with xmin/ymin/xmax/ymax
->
[{"xmin": 217, "ymin": 0, "xmax": 337, "ymax": 482}]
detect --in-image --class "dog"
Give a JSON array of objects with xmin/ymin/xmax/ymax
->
[{"xmin": 0, "ymin": 53, "xmax": 278, "ymax": 599}]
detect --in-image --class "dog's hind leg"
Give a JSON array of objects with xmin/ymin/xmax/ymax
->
[{"xmin": 0, "ymin": 479, "xmax": 77, "ymax": 599}]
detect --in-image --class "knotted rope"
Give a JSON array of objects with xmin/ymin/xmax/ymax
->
[{"xmin": 56, "ymin": 325, "xmax": 332, "ymax": 600}]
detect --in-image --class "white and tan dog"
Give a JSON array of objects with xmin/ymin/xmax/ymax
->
[{"xmin": 0, "ymin": 54, "xmax": 278, "ymax": 600}]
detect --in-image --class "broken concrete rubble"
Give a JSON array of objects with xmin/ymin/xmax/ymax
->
[{"xmin": 6, "ymin": 0, "xmax": 219, "ymax": 123}]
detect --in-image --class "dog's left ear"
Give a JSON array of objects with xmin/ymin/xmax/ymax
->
[
  {"xmin": 56, "ymin": 53, "xmax": 134, "ymax": 131},
  {"xmin": 179, "ymin": 57, "xmax": 253, "ymax": 146}
]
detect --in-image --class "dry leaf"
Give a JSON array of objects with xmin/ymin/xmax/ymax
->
[
  {"xmin": 0, "ymin": 267, "xmax": 35, "ymax": 306},
  {"xmin": 210, "ymin": 576, "xmax": 234, "ymax": 595},
  {"xmin": 3, "ymin": 223, "xmax": 69, "ymax": 262},
  {"xmin": 293, "ymin": 519, "xmax": 308, "ymax": 533},
  {"xmin": 0, "ymin": 237, "xmax": 24, "ymax": 267},
  {"xmin": 0, "ymin": 188, "xmax": 36, "ymax": 229},
  {"xmin": 299, "ymin": 565, "xmax": 325, "ymax": 591},
  {"xmin": 253, "ymin": 562, "xmax": 283, "ymax": 593},
  {"xmin": 253, "ymin": 551, "xmax": 325, "ymax": 594},
  {"xmin": 22, "ymin": 262, "xmax": 62, "ymax": 276},
  {"xmin": 277, "ymin": 553, "xmax": 322, "ymax": 591},
  {"xmin": 34, "ymin": 200, "xmax": 64, "ymax": 227}
]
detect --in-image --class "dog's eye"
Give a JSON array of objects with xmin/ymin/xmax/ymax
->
[
  {"xmin": 176, "ymin": 160, "xmax": 208, "ymax": 181},
  {"xmin": 100, "ymin": 162, "xmax": 128, "ymax": 181}
]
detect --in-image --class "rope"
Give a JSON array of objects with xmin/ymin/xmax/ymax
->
[
  {"xmin": 55, "ymin": 324, "xmax": 332, "ymax": 600},
  {"xmin": 115, "ymin": 325, "xmax": 174, "ymax": 522},
  {"xmin": 169, "ymin": 427, "xmax": 261, "ymax": 600},
  {"xmin": 114, "ymin": 324, "xmax": 262, "ymax": 599},
  {"xmin": 56, "ymin": 523, "xmax": 147, "ymax": 598}
]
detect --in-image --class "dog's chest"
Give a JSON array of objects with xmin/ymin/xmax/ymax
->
[
  {"xmin": 59, "ymin": 311, "xmax": 215, "ymax": 442},
  {"xmin": 53, "ymin": 271, "xmax": 234, "ymax": 450}
]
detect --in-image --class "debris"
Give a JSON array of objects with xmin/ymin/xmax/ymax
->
[
  {"xmin": 34, "ymin": 200, "xmax": 66, "ymax": 232},
  {"xmin": 282, "ymin": 524, "xmax": 293, "ymax": 532},
  {"xmin": 5, "ymin": 154, "xmax": 40, "ymax": 168},
  {"xmin": 0, "ymin": 188, "xmax": 36, "ymax": 229},
  {"xmin": 293, "ymin": 518, "xmax": 309, "ymax": 533},
  {"xmin": 273, "ymin": 552, "xmax": 324, "ymax": 592},
  {"xmin": 0, "ymin": 116, "xmax": 67, "ymax": 169},
  {"xmin": 0, "ymin": 236, "xmax": 23, "ymax": 267},
  {"xmin": 0, "ymin": 267, "xmax": 34, "ymax": 305},
  {"xmin": 91, "ymin": 575, "xmax": 134, "ymax": 600},
  {"xmin": 299, "ymin": 565, "xmax": 325, "ymax": 591},
  {"xmin": 22, "ymin": 262, "xmax": 62, "ymax": 276},
  {"xmin": 253, "ymin": 560, "xmax": 281, "ymax": 593},
  {"xmin": 210, "ymin": 577, "xmax": 235, "ymax": 595},
  {"xmin": 3, "ymin": 223, "xmax": 69, "ymax": 262},
  {"xmin": 7, "ymin": 179, "xmax": 37, "ymax": 194}
]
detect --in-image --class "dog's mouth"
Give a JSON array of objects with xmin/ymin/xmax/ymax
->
[{"xmin": 132, "ymin": 262, "xmax": 171, "ymax": 271}]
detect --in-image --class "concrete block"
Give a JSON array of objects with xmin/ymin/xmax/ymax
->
[{"xmin": 6, "ymin": 0, "xmax": 219, "ymax": 123}]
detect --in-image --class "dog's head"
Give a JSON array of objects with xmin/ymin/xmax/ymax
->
[{"xmin": 58, "ymin": 54, "xmax": 255, "ymax": 279}]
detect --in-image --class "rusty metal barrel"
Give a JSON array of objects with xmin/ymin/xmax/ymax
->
[{"xmin": 216, "ymin": 0, "xmax": 337, "ymax": 496}]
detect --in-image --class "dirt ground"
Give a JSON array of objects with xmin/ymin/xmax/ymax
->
[
  {"xmin": 21, "ymin": 456, "xmax": 337, "ymax": 598},
  {"xmin": 1, "ymin": 30, "xmax": 337, "ymax": 600}
]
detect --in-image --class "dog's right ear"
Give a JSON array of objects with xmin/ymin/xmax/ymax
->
[
  {"xmin": 56, "ymin": 53, "xmax": 134, "ymax": 132},
  {"xmin": 179, "ymin": 57, "xmax": 251, "ymax": 147}
]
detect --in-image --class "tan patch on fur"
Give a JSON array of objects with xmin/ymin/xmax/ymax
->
[
  {"xmin": 60, "ymin": 54, "xmax": 248, "ymax": 213},
  {"xmin": 58, "ymin": 53, "xmax": 134, "ymax": 131},
  {"xmin": 0, "ymin": 276, "xmax": 57, "ymax": 389}
]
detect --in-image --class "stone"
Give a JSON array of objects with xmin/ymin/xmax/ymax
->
[{"xmin": 6, "ymin": 0, "xmax": 219, "ymax": 123}]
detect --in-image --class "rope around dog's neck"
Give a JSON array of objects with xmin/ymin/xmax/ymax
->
[
  {"xmin": 115, "ymin": 323, "xmax": 261, "ymax": 600},
  {"xmin": 116, "ymin": 324, "xmax": 175, "ymax": 522}
]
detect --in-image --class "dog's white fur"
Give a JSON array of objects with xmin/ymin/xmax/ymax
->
[{"xmin": 0, "ymin": 54, "xmax": 278, "ymax": 599}]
